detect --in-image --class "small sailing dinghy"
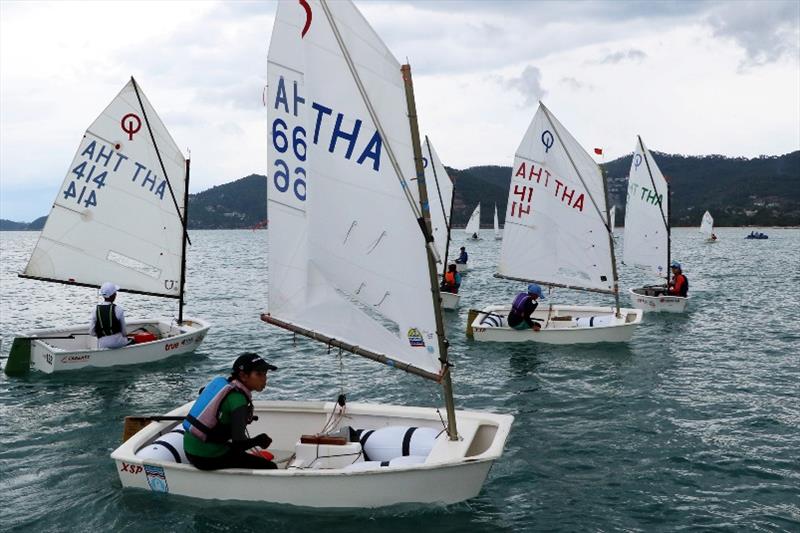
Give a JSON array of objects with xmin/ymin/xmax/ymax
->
[
  {"xmin": 625, "ymin": 136, "xmax": 689, "ymax": 313},
  {"xmin": 465, "ymin": 204, "xmax": 481, "ymax": 239},
  {"xmin": 700, "ymin": 211, "xmax": 717, "ymax": 242},
  {"xmin": 470, "ymin": 103, "xmax": 642, "ymax": 344},
  {"xmin": 493, "ymin": 204, "xmax": 502, "ymax": 240},
  {"xmin": 423, "ymin": 137, "xmax": 460, "ymax": 311},
  {"xmin": 4, "ymin": 78, "xmax": 210, "ymax": 376},
  {"xmin": 113, "ymin": 0, "xmax": 511, "ymax": 508}
]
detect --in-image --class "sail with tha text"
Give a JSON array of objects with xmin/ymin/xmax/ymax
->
[
  {"xmin": 22, "ymin": 78, "xmax": 187, "ymax": 298},
  {"xmin": 498, "ymin": 103, "xmax": 614, "ymax": 293},
  {"xmin": 266, "ymin": 0, "xmax": 442, "ymax": 376},
  {"xmin": 622, "ymin": 136, "xmax": 669, "ymax": 278}
]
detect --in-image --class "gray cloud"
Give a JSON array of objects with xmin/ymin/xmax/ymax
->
[
  {"xmin": 707, "ymin": 1, "xmax": 800, "ymax": 69},
  {"xmin": 505, "ymin": 66, "xmax": 547, "ymax": 106},
  {"xmin": 592, "ymin": 49, "xmax": 648, "ymax": 65},
  {"xmin": 560, "ymin": 77, "xmax": 593, "ymax": 91}
]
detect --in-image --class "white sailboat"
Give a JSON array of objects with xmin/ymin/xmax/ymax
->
[
  {"xmin": 469, "ymin": 103, "xmax": 642, "ymax": 344},
  {"xmin": 493, "ymin": 204, "xmax": 502, "ymax": 240},
  {"xmin": 625, "ymin": 136, "xmax": 689, "ymax": 313},
  {"xmin": 113, "ymin": 0, "xmax": 511, "ymax": 508},
  {"xmin": 464, "ymin": 204, "xmax": 481, "ymax": 239},
  {"xmin": 700, "ymin": 210, "xmax": 717, "ymax": 243},
  {"xmin": 5, "ymin": 78, "xmax": 210, "ymax": 376},
  {"xmin": 423, "ymin": 137, "xmax": 460, "ymax": 311}
]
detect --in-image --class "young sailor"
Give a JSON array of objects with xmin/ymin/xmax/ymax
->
[
  {"xmin": 441, "ymin": 264, "xmax": 462, "ymax": 294},
  {"xmin": 667, "ymin": 261, "xmax": 689, "ymax": 297},
  {"xmin": 183, "ymin": 353, "xmax": 278, "ymax": 470},
  {"xmin": 455, "ymin": 246, "xmax": 468, "ymax": 265},
  {"xmin": 88, "ymin": 282, "xmax": 130, "ymax": 349},
  {"xmin": 507, "ymin": 284, "xmax": 546, "ymax": 331}
]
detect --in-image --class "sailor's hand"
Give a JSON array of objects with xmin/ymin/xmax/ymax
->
[{"xmin": 254, "ymin": 433, "xmax": 272, "ymax": 449}]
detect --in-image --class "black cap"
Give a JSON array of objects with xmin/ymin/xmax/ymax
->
[{"xmin": 232, "ymin": 352, "xmax": 277, "ymax": 373}]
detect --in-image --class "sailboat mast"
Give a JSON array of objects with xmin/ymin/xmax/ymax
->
[
  {"xmin": 401, "ymin": 64, "xmax": 458, "ymax": 441},
  {"xmin": 601, "ymin": 167, "xmax": 621, "ymax": 315},
  {"xmin": 667, "ymin": 180, "xmax": 672, "ymax": 281},
  {"xmin": 178, "ymin": 157, "xmax": 191, "ymax": 324}
]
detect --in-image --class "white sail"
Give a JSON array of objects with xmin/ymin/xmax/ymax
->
[
  {"xmin": 700, "ymin": 210, "xmax": 714, "ymax": 236},
  {"xmin": 266, "ymin": 0, "xmax": 442, "ymax": 376},
  {"xmin": 493, "ymin": 205, "xmax": 501, "ymax": 239},
  {"xmin": 422, "ymin": 137, "xmax": 453, "ymax": 262},
  {"xmin": 622, "ymin": 136, "xmax": 669, "ymax": 278},
  {"xmin": 498, "ymin": 103, "xmax": 614, "ymax": 293},
  {"xmin": 23, "ymin": 78, "xmax": 187, "ymax": 298},
  {"xmin": 610, "ymin": 205, "xmax": 616, "ymax": 231},
  {"xmin": 464, "ymin": 204, "xmax": 481, "ymax": 235}
]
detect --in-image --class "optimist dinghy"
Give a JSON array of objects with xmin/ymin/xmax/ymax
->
[
  {"xmin": 624, "ymin": 136, "xmax": 689, "ymax": 313},
  {"xmin": 113, "ymin": 0, "xmax": 512, "ymax": 508},
  {"xmin": 464, "ymin": 204, "xmax": 481, "ymax": 241},
  {"xmin": 470, "ymin": 103, "xmax": 642, "ymax": 344},
  {"xmin": 4, "ymin": 78, "xmax": 210, "ymax": 376},
  {"xmin": 700, "ymin": 210, "xmax": 717, "ymax": 243}
]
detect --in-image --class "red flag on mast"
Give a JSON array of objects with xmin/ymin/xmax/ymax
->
[{"xmin": 594, "ymin": 148, "xmax": 603, "ymax": 155}]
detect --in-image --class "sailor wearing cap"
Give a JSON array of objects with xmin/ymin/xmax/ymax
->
[
  {"xmin": 667, "ymin": 261, "xmax": 689, "ymax": 297},
  {"xmin": 88, "ymin": 282, "xmax": 130, "ymax": 349},
  {"xmin": 507, "ymin": 284, "xmax": 546, "ymax": 331},
  {"xmin": 183, "ymin": 353, "xmax": 279, "ymax": 470}
]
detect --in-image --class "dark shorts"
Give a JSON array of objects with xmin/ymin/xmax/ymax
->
[{"xmin": 186, "ymin": 449, "xmax": 277, "ymax": 471}]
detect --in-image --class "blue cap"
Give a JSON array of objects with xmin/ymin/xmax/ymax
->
[
  {"xmin": 527, "ymin": 283, "xmax": 546, "ymax": 299},
  {"xmin": 670, "ymin": 260, "xmax": 681, "ymax": 269}
]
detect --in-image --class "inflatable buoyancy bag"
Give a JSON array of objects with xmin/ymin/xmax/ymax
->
[
  {"xmin": 480, "ymin": 314, "xmax": 504, "ymax": 328},
  {"xmin": 354, "ymin": 426, "xmax": 441, "ymax": 462},
  {"xmin": 136, "ymin": 429, "xmax": 188, "ymax": 463}
]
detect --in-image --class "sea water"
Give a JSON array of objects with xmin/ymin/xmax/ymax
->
[{"xmin": 1, "ymin": 228, "xmax": 798, "ymax": 532}]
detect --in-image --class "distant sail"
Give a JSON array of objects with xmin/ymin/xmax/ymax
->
[
  {"xmin": 610, "ymin": 205, "xmax": 616, "ymax": 231},
  {"xmin": 422, "ymin": 137, "xmax": 454, "ymax": 262},
  {"xmin": 23, "ymin": 78, "xmax": 187, "ymax": 297},
  {"xmin": 700, "ymin": 210, "xmax": 714, "ymax": 236},
  {"xmin": 622, "ymin": 136, "xmax": 669, "ymax": 278},
  {"xmin": 494, "ymin": 204, "xmax": 501, "ymax": 239},
  {"xmin": 464, "ymin": 204, "xmax": 481, "ymax": 235},
  {"xmin": 266, "ymin": 0, "xmax": 441, "ymax": 375},
  {"xmin": 498, "ymin": 103, "xmax": 614, "ymax": 293}
]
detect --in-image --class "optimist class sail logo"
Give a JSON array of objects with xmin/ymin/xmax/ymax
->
[
  {"xmin": 121, "ymin": 113, "xmax": 142, "ymax": 141},
  {"xmin": 300, "ymin": 0, "xmax": 312, "ymax": 38}
]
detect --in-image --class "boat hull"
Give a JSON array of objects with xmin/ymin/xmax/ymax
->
[
  {"xmin": 455, "ymin": 263, "xmax": 469, "ymax": 273},
  {"xmin": 23, "ymin": 317, "xmax": 210, "ymax": 373},
  {"xmin": 470, "ymin": 304, "xmax": 642, "ymax": 344},
  {"xmin": 112, "ymin": 401, "xmax": 513, "ymax": 508},
  {"xmin": 441, "ymin": 291, "xmax": 460, "ymax": 310},
  {"xmin": 628, "ymin": 287, "xmax": 689, "ymax": 313}
]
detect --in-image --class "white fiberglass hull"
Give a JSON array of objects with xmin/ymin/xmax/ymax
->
[
  {"xmin": 441, "ymin": 291, "xmax": 460, "ymax": 310},
  {"xmin": 628, "ymin": 287, "xmax": 689, "ymax": 313},
  {"xmin": 470, "ymin": 304, "xmax": 642, "ymax": 344},
  {"xmin": 22, "ymin": 318, "xmax": 210, "ymax": 373},
  {"xmin": 455, "ymin": 263, "xmax": 469, "ymax": 273},
  {"xmin": 112, "ymin": 401, "xmax": 513, "ymax": 508}
]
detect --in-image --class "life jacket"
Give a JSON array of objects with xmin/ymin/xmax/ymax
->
[
  {"xmin": 444, "ymin": 271, "xmax": 456, "ymax": 286},
  {"xmin": 183, "ymin": 377, "xmax": 253, "ymax": 443},
  {"xmin": 510, "ymin": 293, "xmax": 531, "ymax": 317},
  {"xmin": 673, "ymin": 274, "xmax": 688, "ymax": 297},
  {"xmin": 95, "ymin": 303, "xmax": 122, "ymax": 338}
]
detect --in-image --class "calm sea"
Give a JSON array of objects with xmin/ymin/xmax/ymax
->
[{"xmin": 1, "ymin": 228, "xmax": 798, "ymax": 532}]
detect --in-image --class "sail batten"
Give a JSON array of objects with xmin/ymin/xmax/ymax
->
[
  {"xmin": 622, "ymin": 136, "xmax": 669, "ymax": 277},
  {"xmin": 21, "ymin": 78, "xmax": 188, "ymax": 298},
  {"xmin": 497, "ymin": 103, "xmax": 614, "ymax": 293}
]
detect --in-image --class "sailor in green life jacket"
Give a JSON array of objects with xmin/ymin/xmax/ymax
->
[
  {"xmin": 183, "ymin": 353, "xmax": 278, "ymax": 471},
  {"xmin": 88, "ymin": 282, "xmax": 131, "ymax": 349}
]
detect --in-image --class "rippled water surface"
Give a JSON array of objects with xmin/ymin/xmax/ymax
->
[{"xmin": 1, "ymin": 228, "xmax": 798, "ymax": 532}]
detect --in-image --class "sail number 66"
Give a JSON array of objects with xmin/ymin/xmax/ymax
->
[{"xmin": 272, "ymin": 119, "xmax": 306, "ymax": 202}]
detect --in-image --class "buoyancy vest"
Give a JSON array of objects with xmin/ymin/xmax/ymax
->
[
  {"xmin": 673, "ymin": 274, "xmax": 689, "ymax": 297},
  {"xmin": 183, "ymin": 377, "xmax": 253, "ymax": 443},
  {"xmin": 510, "ymin": 293, "xmax": 530, "ymax": 317},
  {"xmin": 95, "ymin": 303, "xmax": 122, "ymax": 338},
  {"xmin": 444, "ymin": 271, "xmax": 456, "ymax": 286}
]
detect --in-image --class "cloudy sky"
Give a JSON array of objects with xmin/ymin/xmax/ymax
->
[{"xmin": 1, "ymin": 0, "xmax": 798, "ymax": 222}]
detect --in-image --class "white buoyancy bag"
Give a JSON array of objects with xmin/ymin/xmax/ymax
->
[
  {"xmin": 480, "ymin": 314, "xmax": 506, "ymax": 328},
  {"xmin": 575, "ymin": 315, "xmax": 615, "ymax": 328},
  {"xmin": 135, "ymin": 429, "xmax": 188, "ymax": 464},
  {"xmin": 344, "ymin": 455, "xmax": 427, "ymax": 471},
  {"xmin": 354, "ymin": 426, "xmax": 441, "ymax": 462}
]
